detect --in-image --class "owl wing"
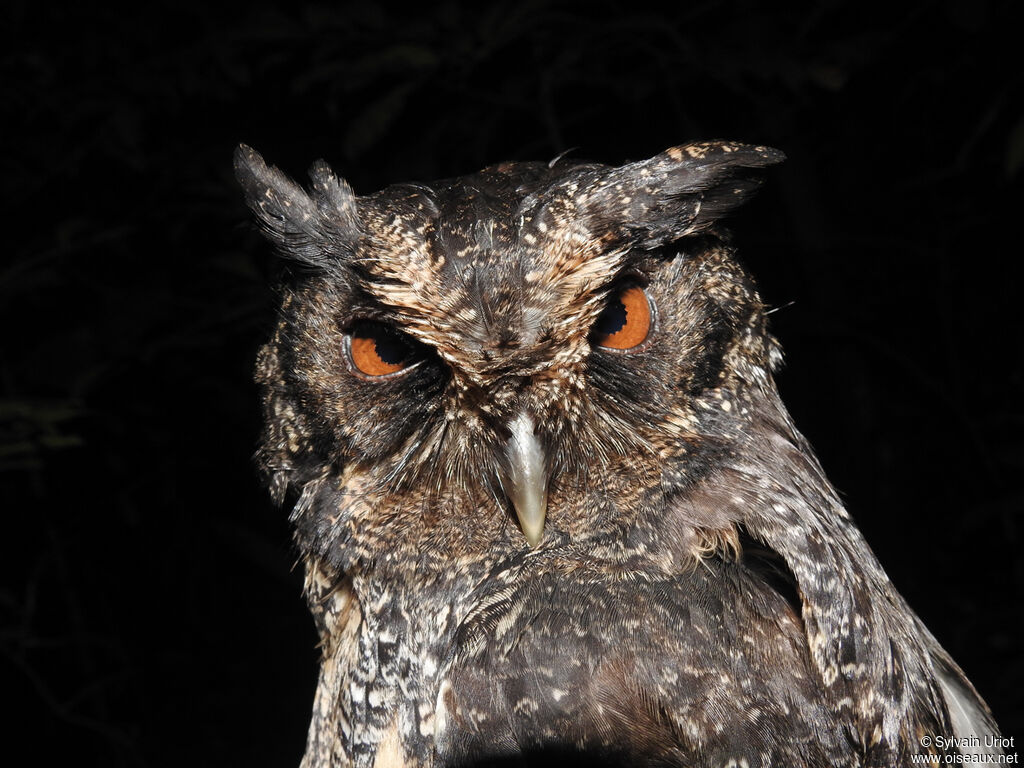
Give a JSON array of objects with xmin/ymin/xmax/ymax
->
[
  {"xmin": 700, "ymin": 395, "xmax": 1002, "ymax": 764},
  {"xmin": 434, "ymin": 555, "xmax": 852, "ymax": 767},
  {"xmin": 926, "ymin": 630, "xmax": 1003, "ymax": 758}
]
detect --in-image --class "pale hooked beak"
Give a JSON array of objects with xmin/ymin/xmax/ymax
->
[{"xmin": 501, "ymin": 412, "xmax": 548, "ymax": 547}]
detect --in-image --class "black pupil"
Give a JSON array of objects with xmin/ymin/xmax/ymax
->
[
  {"xmin": 595, "ymin": 298, "xmax": 627, "ymax": 336},
  {"xmin": 372, "ymin": 329, "xmax": 410, "ymax": 365}
]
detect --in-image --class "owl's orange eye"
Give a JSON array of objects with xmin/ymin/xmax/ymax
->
[
  {"xmin": 348, "ymin": 322, "xmax": 417, "ymax": 377},
  {"xmin": 593, "ymin": 286, "xmax": 652, "ymax": 350}
]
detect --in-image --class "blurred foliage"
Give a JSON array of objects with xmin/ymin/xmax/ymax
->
[
  {"xmin": 2, "ymin": 0, "xmax": 1021, "ymax": 764},
  {"xmin": 0, "ymin": 399, "xmax": 84, "ymax": 471}
]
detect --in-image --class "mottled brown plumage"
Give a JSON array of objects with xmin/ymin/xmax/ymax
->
[{"xmin": 236, "ymin": 142, "xmax": 1001, "ymax": 767}]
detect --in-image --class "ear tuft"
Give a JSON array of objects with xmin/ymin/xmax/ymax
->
[
  {"xmin": 582, "ymin": 141, "xmax": 785, "ymax": 248},
  {"xmin": 308, "ymin": 159, "xmax": 359, "ymax": 230},
  {"xmin": 654, "ymin": 142, "xmax": 784, "ymax": 235},
  {"xmin": 234, "ymin": 144, "xmax": 318, "ymax": 238},
  {"xmin": 234, "ymin": 144, "xmax": 359, "ymax": 269}
]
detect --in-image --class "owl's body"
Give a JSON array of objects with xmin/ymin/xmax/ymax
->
[{"xmin": 237, "ymin": 143, "xmax": 1000, "ymax": 767}]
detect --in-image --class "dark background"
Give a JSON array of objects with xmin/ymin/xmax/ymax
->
[{"xmin": 3, "ymin": 1, "xmax": 1021, "ymax": 764}]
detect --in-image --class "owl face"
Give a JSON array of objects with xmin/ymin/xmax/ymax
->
[{"xmin": 238, "ymin": 142, "xmax": 784, "ymax": 569}]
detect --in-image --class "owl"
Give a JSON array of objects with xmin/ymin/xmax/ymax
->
[{"xmin": 235, "ymin": 141, "xmax": 1002, "ymax": 767}]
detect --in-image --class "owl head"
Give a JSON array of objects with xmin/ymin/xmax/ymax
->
[{"xmin": 236, "ymin": 142, "xmax": 784, "ymax": 574}]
